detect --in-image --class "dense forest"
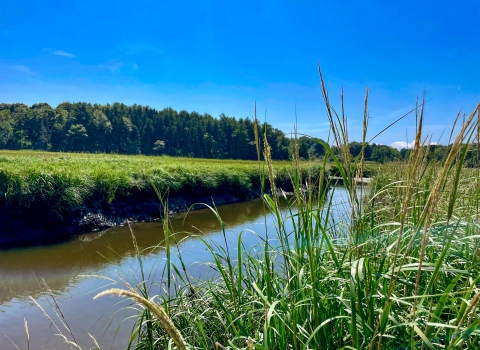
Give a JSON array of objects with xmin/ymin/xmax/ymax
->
[
  {"xmin": 0, "ymin": 102, "xmax": 477, "ymax": 164},
  {"xmin": 0, "ymin": 102, "xmax": 291, "ymax": 159}
]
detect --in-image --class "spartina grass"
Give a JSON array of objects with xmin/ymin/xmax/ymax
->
[
  {"xmin": 95, "ymin": 70, "xmax": 480, "ymax": 349},
  {"xmin": 13, "ymin": 70, "xmax": 478, "ymax": 348},
  {"xmin": 94, "ymin": 289, "xmax": 187, "ymax": 350},
  {"xmin": 0, "ymin": 151, "xmax": 323, "ymax": 232},
  {"xmin": 46, "ymin": 68, "xmax": 477, "ymax": 349}
]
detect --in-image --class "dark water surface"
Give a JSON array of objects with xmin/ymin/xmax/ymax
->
[{"xmin": 0, "ymin": 188, "xmax": 352, "ymax": 349}]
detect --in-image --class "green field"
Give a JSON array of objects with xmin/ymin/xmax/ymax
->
[{"xmin": 0, "ymin": 150, "xmax": 324, "ymax": 218}]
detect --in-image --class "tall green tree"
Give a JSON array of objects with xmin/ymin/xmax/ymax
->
[
  {"xmin": 88, "ymin": 109, "xmax": 112, "ymax": 152},
  {"xmin": 371, "ymin": 145, "xmax": 401, "ymax": 163},
  {"xmin": 66, "ymin": 124, "xmax": 88, "ymax": 151},
  {"xmin": 0, "ymin": 110, "xmax": 13, "ymax": 148}
]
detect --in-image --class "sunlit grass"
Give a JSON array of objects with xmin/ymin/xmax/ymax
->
[
  {"xmin": 12, "ymin": 78, "xmax": 480, "ymax": 348},
  {"xmin": 92, "ymin": 81, "xmax": 480, "ymax": 349},
  {"xmin": 0, "ymin": 151, "xmax": 325, "ymax": 220}
]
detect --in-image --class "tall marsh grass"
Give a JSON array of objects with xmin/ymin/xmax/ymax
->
[
  {"xmin": 93, "ymin": 73, "xmax": 480, "ymax": 350},
  {"xmin": 41, "ymin": 75, "xmax": 480, "ymax": 348}
]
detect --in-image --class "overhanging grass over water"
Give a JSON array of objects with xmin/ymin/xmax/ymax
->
[{"xmin": 0, "ymin": 151, "xmax": 324, "ymax": 218}]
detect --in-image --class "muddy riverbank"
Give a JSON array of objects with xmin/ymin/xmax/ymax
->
[
  {"xmin": 0, "ymin": 151, "xmax": 329, "ymax": 248},
  {"xmin": 0, "ymin": 187, "xmax": 263, "ymax": 249}
]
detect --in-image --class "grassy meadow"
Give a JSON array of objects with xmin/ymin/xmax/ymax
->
[{"xmin": 0, "ymin": 150, "xmax": 326, "ymax": 220}]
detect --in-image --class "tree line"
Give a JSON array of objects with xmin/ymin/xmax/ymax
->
[
  {"xmin": 2, "ymin": 102, "xmax": 475, "ymax": 164},
  {"xmin": 0, "ymin": 102, "xmax": 292, "ymax": 159}
]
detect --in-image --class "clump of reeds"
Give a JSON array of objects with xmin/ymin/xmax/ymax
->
[{"xmin": 93, "ymin": 71, "xmax": 480, "ymax": 350}]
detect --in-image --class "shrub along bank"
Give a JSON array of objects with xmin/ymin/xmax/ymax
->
[{"xmin": 0, "ymin": 150, "xmax": 325, "ymax": 248}]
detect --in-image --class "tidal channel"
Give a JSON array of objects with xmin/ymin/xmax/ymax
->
[{"xmin": 0, "ymin": 187, "xmax": 353, "ymax": 349}]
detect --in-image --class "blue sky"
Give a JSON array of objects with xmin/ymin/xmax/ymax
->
[{"xmin": 1, "ymin": 0, "xmax": 479, "ymax": 147}]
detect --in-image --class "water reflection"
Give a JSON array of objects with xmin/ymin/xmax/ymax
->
[
  {"xmin": 0, "ymin": 198, "xmax": 273, "ymax": 305},
  {"xmin": 0, "ymin": 188, "xmax": 353, "ymax": 349}
]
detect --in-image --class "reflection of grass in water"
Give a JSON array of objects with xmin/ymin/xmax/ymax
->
[{"xmin": 31, "ymin": 78, "xmax": 480, "ymax": 349}]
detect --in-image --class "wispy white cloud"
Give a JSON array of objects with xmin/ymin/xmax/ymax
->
[
  {"xmin": 54, "ymin": 50, "xmax": 75, "ymax": 58},
  {"xmin": 132, "ymin": 63, "xmax": 139, "ymax": 71},
  {"xmin": 390, "ymin": 141, "xmax": 414, "ymax": 150},
  {"xmin": 12, "ymin": 65, "xmax": 33, "ymax": 74},
  {"xmin": 390, "ymin": 141, "xmax": 439, "ymax": 150}
]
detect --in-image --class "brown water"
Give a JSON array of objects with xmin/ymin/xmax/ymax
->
[{"xmin": 0, "ymin": 188, "xmax": 352, "ymax": 349}]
